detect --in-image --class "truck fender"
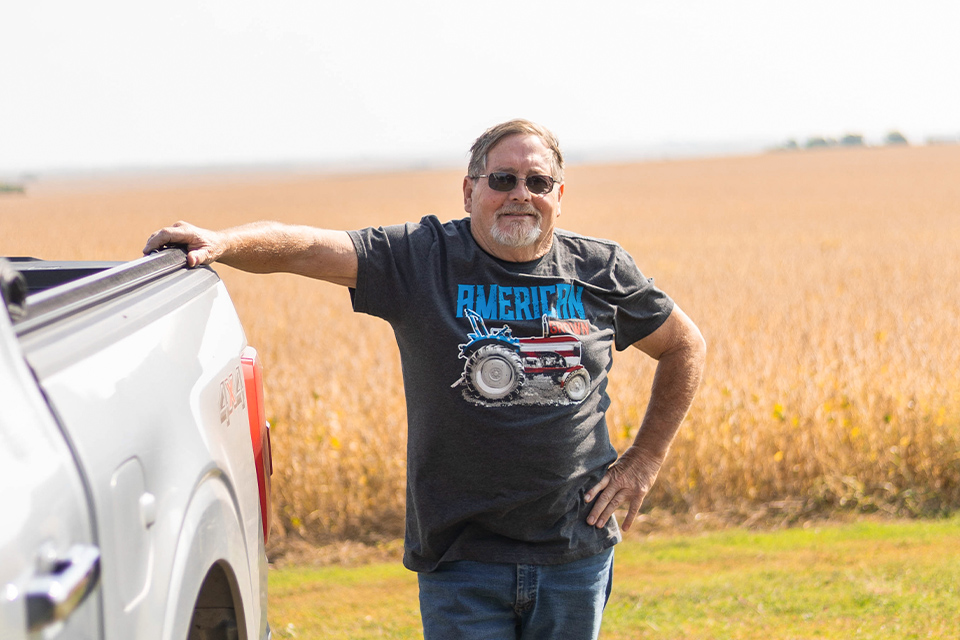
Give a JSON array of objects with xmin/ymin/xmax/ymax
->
[{"xmin": 160, "ymin": 470, "xmax": 253, "ymax": 640}]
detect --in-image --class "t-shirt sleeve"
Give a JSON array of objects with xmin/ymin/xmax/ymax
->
[
  {"xmin": 609, "ymin": 246, "xmax": 675, "ymax": 351},
  {"xmin": 347, "ymin": 220, "xmax": 429, "ymax": 324}
]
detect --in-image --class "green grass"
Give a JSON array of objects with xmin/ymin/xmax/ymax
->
[{"xmin": 268, "ymin": 516, "xmax": 960, "ymax": 639}]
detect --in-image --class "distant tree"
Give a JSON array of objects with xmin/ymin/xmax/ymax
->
[
  {"xmin": 783, "ymin": 139, "xmax": 799, "ymax": 150},
  {"xmin": 840, "ymin": 134, "xmax": 865, "ymax": 146},
  {"xmin": 885, "ymin": 130, "xmax": 909, "ymax": 145},
  {"xmin": 0, "ymin": 183, "xmax": 26, "ymax": 194},
  {"xmin": 805, "ymin": 136, "xmax": 829, "ymax": 148}
]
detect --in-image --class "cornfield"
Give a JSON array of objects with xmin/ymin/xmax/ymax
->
[{"xmin": 3, "ymin": 145, "xmax": 959, "ymax": 552}]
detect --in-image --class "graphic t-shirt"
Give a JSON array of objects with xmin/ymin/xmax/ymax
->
[{"xmin": 348, "ymin": 215, "xmax": 674, "ymax": 572}]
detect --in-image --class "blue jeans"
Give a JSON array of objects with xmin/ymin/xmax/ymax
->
[{"xmin": 418, "ymin": 548, "xmax": 614, "ymax": 640}]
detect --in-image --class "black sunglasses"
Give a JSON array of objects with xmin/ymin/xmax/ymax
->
[{"xmin": 473, "ymin": 172, "xmax": 560, "ymax": 195}]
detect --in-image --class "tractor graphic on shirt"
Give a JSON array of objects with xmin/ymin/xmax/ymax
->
[{"xmin": 452, "ymin": 309, "xmax": 591, "ymax": 405}]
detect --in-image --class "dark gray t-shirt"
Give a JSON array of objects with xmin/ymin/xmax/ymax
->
[{"xmin": 348, "ymin": 215, "xmax": 674, "ymax": 572}]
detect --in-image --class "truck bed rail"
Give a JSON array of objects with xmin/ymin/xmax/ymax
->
[{"xmin": 8, "ymin": 248, "xmax": 191, "ymax": 335}]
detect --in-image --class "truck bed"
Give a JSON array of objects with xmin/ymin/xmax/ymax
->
[
  {"xmin": 4, "ymin": 257, "xmax": 121, "ymax": 293},
  {"xmin": 8, "ymin": 249, "xmax": 190, "ymax": 334}
]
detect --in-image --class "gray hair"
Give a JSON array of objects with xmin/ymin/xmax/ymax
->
[{"xmin": 467, "ymin": 119, "xmax": 564, "ymax": 181}]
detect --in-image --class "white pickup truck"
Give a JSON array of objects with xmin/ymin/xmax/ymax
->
[{"xmin": 0, "ymin": 249, "xmax": 272, "ymax": 640}]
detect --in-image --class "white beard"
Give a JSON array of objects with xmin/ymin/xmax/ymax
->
[{"xmin": 491, "ymin": 209, "xmax": 543, "ymax": 248}]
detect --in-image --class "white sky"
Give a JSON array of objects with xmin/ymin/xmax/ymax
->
[{"xmin": 2, "ymin": 1, "xmax": 958, "ymax": 174}]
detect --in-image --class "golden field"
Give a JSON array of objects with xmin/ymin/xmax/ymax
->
[{"xmin": 3, "ymin": 145, "xmax": 959, "ymax": 550}]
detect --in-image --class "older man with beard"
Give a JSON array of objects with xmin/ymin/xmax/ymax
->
[{"xmin": 144, "ymin": 119, "xmax": 706, "ymax": 640}]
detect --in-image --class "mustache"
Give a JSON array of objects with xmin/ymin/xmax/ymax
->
[{"xmin": 496, "ymin": 205, "xmax": 540, "ymax": 217}]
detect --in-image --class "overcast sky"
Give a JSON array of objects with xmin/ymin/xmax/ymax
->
[{"xmin": 2, "ymin": 1, "xmax": 958, "ymax": 174}]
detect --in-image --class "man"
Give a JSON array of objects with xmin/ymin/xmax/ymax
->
[{"xmin": 144, "ymin": 119, "xmax": 706, "ymax": 639}]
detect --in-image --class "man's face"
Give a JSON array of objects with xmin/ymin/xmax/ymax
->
[{"xmin": 463, "ymin": 134, "xmax": 564, "ymax": 262}]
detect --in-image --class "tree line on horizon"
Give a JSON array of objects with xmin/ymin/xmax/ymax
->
[{"xmin": 772, "ymin": 129, "xmax": 960, "ymax": 152}]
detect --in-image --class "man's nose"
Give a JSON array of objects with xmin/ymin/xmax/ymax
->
[{"xmin": 508, "ymin": 178, "xmax": 532, "ymax": 200}]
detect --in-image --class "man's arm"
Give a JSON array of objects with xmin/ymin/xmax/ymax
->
[
  {"xmin": 584, "ymin": 305, "xmax": 706, "ymax": 532},
  {"xmin": 143, "ymin": 220, "xmax": 359, "ymax": 288}
]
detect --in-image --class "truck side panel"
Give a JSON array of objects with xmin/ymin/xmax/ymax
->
[{"xmin": 18, "ymin": 267, "xmax": 265, "ymax": 640}]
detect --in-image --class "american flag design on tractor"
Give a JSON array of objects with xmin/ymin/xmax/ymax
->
[{"xmin": 452, "ymin": 309, "xmax": 591, "ymax": 407}]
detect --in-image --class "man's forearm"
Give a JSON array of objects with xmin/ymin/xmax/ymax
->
[
  {"xmin": 144, "ymin": 220, "xmax": 359, "ymax": 287},
  {"xmin": 628, "ymin": 307, "xmax": 706, "ymax": 463},
  {"xmin": 630, "ymin": 338, "xmax": 705, "ymax": 464},
  {"xmin": 220, "ymin": 222, "xmax": 359, "ymax": 286}
]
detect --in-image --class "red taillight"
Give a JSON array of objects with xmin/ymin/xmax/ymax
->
[{"xmin": 241, "ymin": 346, "xmax": 272, "ymax": 543}]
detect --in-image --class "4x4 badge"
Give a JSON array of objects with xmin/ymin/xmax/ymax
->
[{"xmin": 219, "ymin": 365, "xmax": 246, "ymax": 425}]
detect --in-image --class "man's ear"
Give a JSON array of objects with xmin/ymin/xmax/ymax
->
[{"xmin": 463, "ymin": 176, "xmax": 474, "ymax": 213}]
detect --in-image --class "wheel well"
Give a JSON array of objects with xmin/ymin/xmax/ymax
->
[{"xmin": 187, "ymin": 562, "xmax": 245, "ymax": 640}]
